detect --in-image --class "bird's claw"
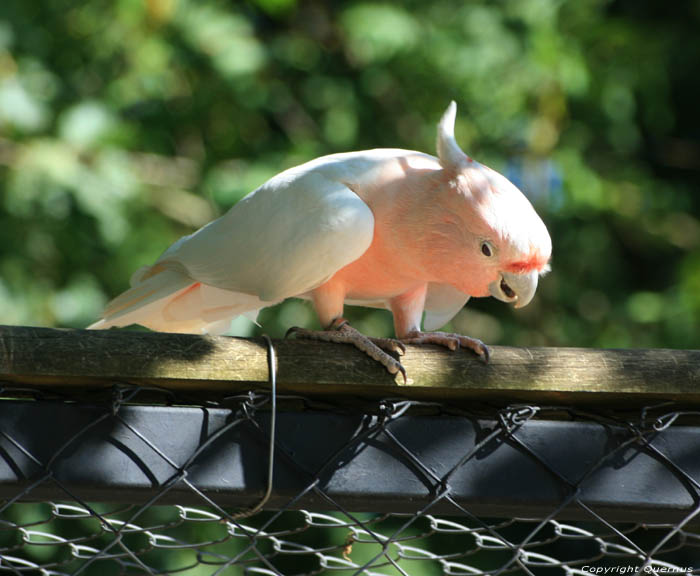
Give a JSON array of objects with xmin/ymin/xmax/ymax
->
[
  {"xmin": 402, "ymin": 331, "xmax": 490, "ymax": 364},
  {"xmin": 473, "ymin": 340, "xmax": 490, "ymax": 363},
  {"xmin": 367, "ymin": 336, "xmax": 406, "ymax": 356},
  {"xmin": 286, "ymin": 320, "xmax": 406, "ymax": 381},
  {"xmin": 395, "ymin": 362, "xmax": 407, "ymax": 384}
]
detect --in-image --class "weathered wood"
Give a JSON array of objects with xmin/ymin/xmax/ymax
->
[{"xmin": 0, "ymin": 325, "xmax": 698, "ymax": 404}]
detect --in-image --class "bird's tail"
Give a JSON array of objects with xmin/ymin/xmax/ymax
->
[{"xmin": 88, "ymin": 264, "xmax": 265, "ymax": 335}]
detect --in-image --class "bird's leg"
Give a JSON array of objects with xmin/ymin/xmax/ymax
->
[
  {"xmin": 287, "ymin": 318, "xmax": 406, "ymax": 380},
  {"xmin": 287, "ymin": 318, "xmax": 405, "ymax": 355},
  {"xmin": 291, "ymin": 280, "xmax": 407, "ymax": 379},
  {"xmin": 400, "ymin": 330, "xmax": 490, "ymax": 363},
  {"xmin": 391, "ymin": 284, "xmax": 490, "ymax": 363}
]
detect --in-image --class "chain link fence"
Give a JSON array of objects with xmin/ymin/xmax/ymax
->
[{"xmin": 0, "ymin": 347, "xmax": 699, "ymax": 575}]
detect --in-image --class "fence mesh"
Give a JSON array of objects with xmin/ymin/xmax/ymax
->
[{"xmin": 0, "ymin": 352, "xmax": 699, "ymax": 574}]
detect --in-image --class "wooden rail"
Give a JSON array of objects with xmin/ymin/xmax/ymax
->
[{"xmin": 0, "ymin": 325, "xmax": 698, "ymax": 405}]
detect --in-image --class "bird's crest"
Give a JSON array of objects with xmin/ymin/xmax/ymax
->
[{"xmin": 437, "ymin": 101, "xmax": 470, "ymax": 170}]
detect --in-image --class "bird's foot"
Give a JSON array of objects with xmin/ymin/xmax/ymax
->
[
  {"xmin": 286, "ymin": 318, "xmax": 406, "ymax": 381},
  {"xmin": 401, "ymin": 330, "xmax": 490, "ymax": 363}
]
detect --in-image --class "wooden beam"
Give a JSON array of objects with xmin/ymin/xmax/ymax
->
[{"xmin": 0, "ymin": 325, "xmax": 698, "ymax": 405}]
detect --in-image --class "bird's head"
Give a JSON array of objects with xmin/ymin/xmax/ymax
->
[{"xmin": 434, "ymin": 101, "xmax": 552, "ymax": 309}]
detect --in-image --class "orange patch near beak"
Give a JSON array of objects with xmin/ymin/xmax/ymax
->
[{"xmin": 505, "ymin": 252, "xmax": 550, "ymax": 275}]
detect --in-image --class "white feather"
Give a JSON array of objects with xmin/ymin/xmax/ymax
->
[
  {"xmin": 161, "ymin": 172, "xmax": 374, "ymax": 302},
  {"xmin": 423, "ymin": 282, "xmax": 470, "ymax": 331},
  {"xmin": 436, "ymin": 101, "xmax": 468, "ymax": 169},
  {"xmin": 87, "ymin": 266, "xmax": 193, "ymax": 330},
  {"xmin": 92, "ymin": 161, "xmax": 376, "ymax": 334}
]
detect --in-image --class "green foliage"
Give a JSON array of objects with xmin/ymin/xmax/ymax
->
[{"xmin": 0, "ymin": 0, "xmax": 697, "ymax": 348}]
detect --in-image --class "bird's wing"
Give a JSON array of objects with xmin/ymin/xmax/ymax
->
[
  {"xmin": 423, "ymin": 282, "xmax": 470, "ymax": 331},
  {"xmin": 158, "ymin": 169, "xmax": 375, "ymax": 302}
]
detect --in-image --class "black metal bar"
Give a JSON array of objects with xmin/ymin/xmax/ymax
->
[{"xmin": 1, "ymin": 400, "xmax": 698, "ymax": 523}]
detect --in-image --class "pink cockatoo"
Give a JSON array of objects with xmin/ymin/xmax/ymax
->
[{"xmin": 90, "ymin": 102, "xmax": 551, "ymax": 377}]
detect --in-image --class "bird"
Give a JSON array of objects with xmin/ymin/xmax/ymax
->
[{"xmin": 89, "ymin": 102, "xmax": 552, "ymax": 379}]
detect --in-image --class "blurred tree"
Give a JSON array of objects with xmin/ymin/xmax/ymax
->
[{"xmin": 0, "ymin": 0, "xmax": 697, "ymax": 349}]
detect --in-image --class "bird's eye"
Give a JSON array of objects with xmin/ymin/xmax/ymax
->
[{"xmin": 481, "ymin": 242, "xmax": 493, "ymax": 257}]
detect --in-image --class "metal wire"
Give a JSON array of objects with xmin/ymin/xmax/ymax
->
[
  {"xmin": 0, "ymin": 373, "xmax": 698, "ymax": 575},
  {"xmin": 231, "ymin": 334, "xmax": 278, "ymax": 520}
]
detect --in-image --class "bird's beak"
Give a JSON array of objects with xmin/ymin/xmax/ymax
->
[{"xmin": 488, "ymin": 270, "xmax": 539, "ymax": 309}]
